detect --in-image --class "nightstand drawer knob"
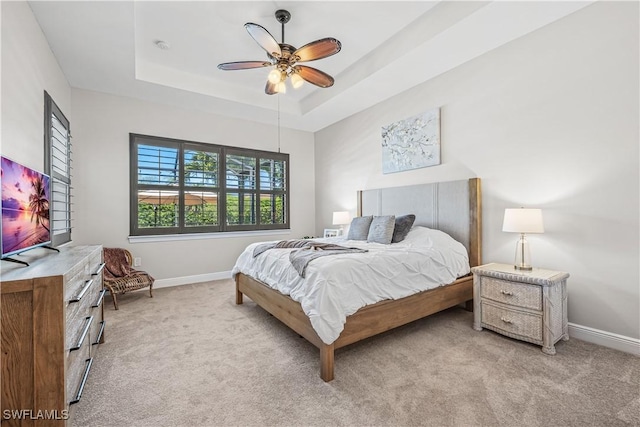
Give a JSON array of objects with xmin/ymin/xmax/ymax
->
[
  {"xmin": 500, "ymin": 290, "xmax": 514, "ymax": 296},
  {"xmin": 500, "ymin": 317, "xmax": 513, "ymax": 324}
]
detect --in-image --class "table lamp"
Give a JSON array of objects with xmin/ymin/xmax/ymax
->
[
  {"xmin": 332, "ymin": 211, "xmax": 350, "ymax": 236},
  {"xmin": 502, "ymin": 208, "xmax": 544, "ymax": 271}
]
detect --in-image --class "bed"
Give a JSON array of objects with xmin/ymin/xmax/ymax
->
[{"xmin": 233, "ymin": 178, "xmax": 482, "ymax": 381}]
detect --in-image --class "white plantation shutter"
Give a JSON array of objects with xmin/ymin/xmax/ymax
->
[{"xmin": 45, "ymin": 92, "xmax": 72, "ymax": 246}]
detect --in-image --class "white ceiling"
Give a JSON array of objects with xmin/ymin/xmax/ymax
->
[{"xmin": 28, "ymin": 1, "xmax": 593, "ymax": 132}]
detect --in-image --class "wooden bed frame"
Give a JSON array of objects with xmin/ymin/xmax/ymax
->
[{"xmin": 235, "ymin": 178, "xmax": 482, "ymax": 381}]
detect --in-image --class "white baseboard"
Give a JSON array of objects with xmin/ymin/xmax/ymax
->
[
  {"xmin": 152, "ymin": 271, "xmax": 233, "ymax": 290},
  {"xmin": 568, "ymin": 322, "xmax": 640, "ymax": 356}
]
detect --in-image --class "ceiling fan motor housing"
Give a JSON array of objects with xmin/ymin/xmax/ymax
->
[{"xmin": 275, "ymin": 9, "xmax": 291, "ymax": 25}]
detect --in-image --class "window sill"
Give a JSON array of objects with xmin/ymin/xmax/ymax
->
[{"xmin": 128, "ymin": 229, "xmax": 291, "ymax": 244}]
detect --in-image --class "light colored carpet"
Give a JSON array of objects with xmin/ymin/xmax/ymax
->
[{"xmin": 72, "ymin": 279, "xmax": 640, "ymax": 427}]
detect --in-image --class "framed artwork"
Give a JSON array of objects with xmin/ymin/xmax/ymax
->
[
  {"xmin": 323, "ymin": 228, "xmax": 340, "ymax": 238},
  {"xmin": 381, "ymin": 108, "xmax": 441, "ymax": 174}
]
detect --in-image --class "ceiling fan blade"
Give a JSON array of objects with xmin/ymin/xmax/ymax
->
[
  {"xmin": 293, "ymin": 38, "xmax": 341, "ymax": 63},
  {"xmin": 217, "ymin": 61, "xmax": 272, "ymax": 71},
  {"xmin": 296, "ymin": 66, "xmax": 335, "ymax": 88},
  {"xmin": 245, "ymin": 23, "xmax": 282, "ymax": 58},
  {"xmin": 265, "ymin": 80, "xmax": 278, "ymax": 95}
]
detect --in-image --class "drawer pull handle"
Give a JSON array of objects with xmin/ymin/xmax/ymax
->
[
  {"xmin": 70, "ymin": 316, "xmax": 93, "ymax": 351},
  {"xmin": 70, "ymin": 279, "xmax": 94, "ymax": 303},
  {"xmin": 91, "ymin": 262, "xmax": 106, "ymax": 276},
  {"xmin": 93, "ymin": 320, "xmax": 106, "ymax": 346},
  {"xmin": 69, "ymin": 358, "xmax": 93, "ymax": 405},
  {"xmin": 92, "ymin": 289, "xmax": 107, "ymax": 308},
  {"xmin": 500, "ymin": 290, "xmax": 514, "ymax": 296},
  {"xmin": 500, "ymin": 317, "xmax": 513, "ymax": 324}
]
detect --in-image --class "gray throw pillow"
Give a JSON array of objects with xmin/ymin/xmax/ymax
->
[
  {"xmin": 392, "ymin": 214, "xmax": 416, "ymax": 243},
  {"xmin": 367, "ymin": 215, "xmax": 396, "ymax": 244},
  {"xmin": 347, "ymin": 216, "xmax": 373, "ymax": 240}
]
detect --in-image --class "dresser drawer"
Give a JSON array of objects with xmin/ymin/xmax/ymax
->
[
  {"xmin": 66, "ymin": 276, "xmax": 94, "ymax": 313},
  {"xmin": 88, "ymin": 250, "xmax": 103, "ymax": 272},
  {"xmin": 86, "ymin": 273, "xmax": 104, "ymax": 309},
  {"xmin": 481, "ymin": 302, "xmax": 543, "ymax": 342},
  {"xmin": 481, "ymin": 277, "xmax": 542, "ymax": 311},
  {"xmin": 66, "ymin": 279, "xmax": 98, "ymax": 350},
  {"xmin": 66, "ymin": 337, "xmax": 91, "ymax": 405},
  {"xmin": 90, "ymin": 290, "xmax": 106, "ymax": 348},
  {"xmin": 66, "ymin": 313, "xmax": 94, "ymax": 353},
  {"xmin": 65, "ymin": 265, "xmax": 89, "ymax": 303}
]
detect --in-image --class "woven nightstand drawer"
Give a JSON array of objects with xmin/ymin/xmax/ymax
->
[
  {"xmin": 481, "ymin": 302, "xmax": 543, "ymax": 342},
  {"xmin": 481, "ymin": 277, "xmax": 542, "ymax": 311},
  {"xmin": 473, "ymin": 263, "xmax": 569, "ymax": 355}
]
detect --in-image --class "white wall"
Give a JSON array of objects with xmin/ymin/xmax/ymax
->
[
  {"xmin": 70, "ymin": 89, "xmax": 315, "ymax": 282},
  {"xmin": 1, "ymin": 1, "xmax": 71, "ymax": 169},
  {"xmin": 314, "ymin": 2, "xmax": 639, "ymax": 340}
]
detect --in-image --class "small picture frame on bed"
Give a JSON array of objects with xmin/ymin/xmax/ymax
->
[{"xmin": 323, "ymin": 228, "xmax": 341, "ymax": 238}]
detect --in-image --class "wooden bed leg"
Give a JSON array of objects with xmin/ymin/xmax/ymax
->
[
  {"xmin": 320, "ymin": 343, "xmax": 335, "ymax": 382},
  {"xmin": 235, "ymin": 277, "xmax": 243, "ymax": 305}
]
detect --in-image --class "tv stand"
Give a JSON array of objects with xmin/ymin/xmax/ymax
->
[
  {"xmin": 2, "ymin": 245, "xmax": 60, "ymax": 266},
  {"xmin": 1, "ymin": 257, "xmax": 30, "ymax": 267}
]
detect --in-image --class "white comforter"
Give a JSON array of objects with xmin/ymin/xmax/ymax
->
[{"xmin": 231, "ymin": 226, "xmax": 470, "ymax": 345}]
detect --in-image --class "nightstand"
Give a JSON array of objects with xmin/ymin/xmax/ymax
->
[{"xmin": 472, "ymin": 263, "xmax": 570, "ymax": 355}]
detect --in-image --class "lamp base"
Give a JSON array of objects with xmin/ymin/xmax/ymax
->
[{"xmin": 513, "ymin": 233, "xmax": 533, "ymax": 272}]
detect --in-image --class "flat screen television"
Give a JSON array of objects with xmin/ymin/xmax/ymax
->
[{"xmin": 1, "ymin": 156, "xmax": 52, "ymax": 264}]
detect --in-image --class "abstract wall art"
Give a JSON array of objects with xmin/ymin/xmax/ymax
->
[{"xmin": 381, "ymin": 108, "xmax": 440, "ymax": 174}]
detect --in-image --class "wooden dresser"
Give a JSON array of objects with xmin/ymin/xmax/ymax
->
[{"xmin": 1, "ymin": 245, "xmax": 106, "ymax": 426}]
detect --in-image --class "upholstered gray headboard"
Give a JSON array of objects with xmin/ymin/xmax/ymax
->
[{"xmin": 358, "ymin": 178, "xmax": 482, "ymax": 267}]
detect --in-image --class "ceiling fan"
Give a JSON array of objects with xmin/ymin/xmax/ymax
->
[{"xmin": 217, "ymin": 9, "xmax": 341, "ymax": 95}]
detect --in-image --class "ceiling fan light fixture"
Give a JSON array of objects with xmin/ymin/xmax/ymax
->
[
  {"xmin": 268, "ymin": 68, "xmax": 281, "ymax": 84},
  {"xmin": 290, "ymin": 73, "xmax": 304, "ymax": 89},
  {"xmin": 276, "ymin": 81, "xmax": 287, "ymax": 94},
  {"xmin": 218, "ymin": 10, "xmax": 341, "ymax": 95}
]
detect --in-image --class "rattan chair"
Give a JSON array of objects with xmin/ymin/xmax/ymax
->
[{"xmin": 103, "ymin": 248, "xmax": 154, "ymax": 310}]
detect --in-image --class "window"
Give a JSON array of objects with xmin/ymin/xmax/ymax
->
[
  {"xmin": 44, "ymin": 92, "xmax": 72, "ymax": 246},
  {"xmin": 130, "ymin": 134, "xmax": 289, "ymax": 236}
]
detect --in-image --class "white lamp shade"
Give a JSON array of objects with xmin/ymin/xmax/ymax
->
[
  {"xmin": 502, "ymin": 208, "xmax": 544, "ymax": 233},
  {"xmin": 332, "ymin": 211, "xmax": 350, "ymax": 225}
]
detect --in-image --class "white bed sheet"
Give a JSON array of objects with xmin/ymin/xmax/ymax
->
[{"xmin": 231, "ymin": 226, "xmax": 470, "ymax": 345}]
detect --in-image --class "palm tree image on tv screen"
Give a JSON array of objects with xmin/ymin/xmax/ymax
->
[{"xmin": 1, "ymin": 156, "xmax": 51, "ymax": 257}]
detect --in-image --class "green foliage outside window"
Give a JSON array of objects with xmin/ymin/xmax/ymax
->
[{"xmin": 131, "ymin": 134, "xmax": 288, "ymax": 235}]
